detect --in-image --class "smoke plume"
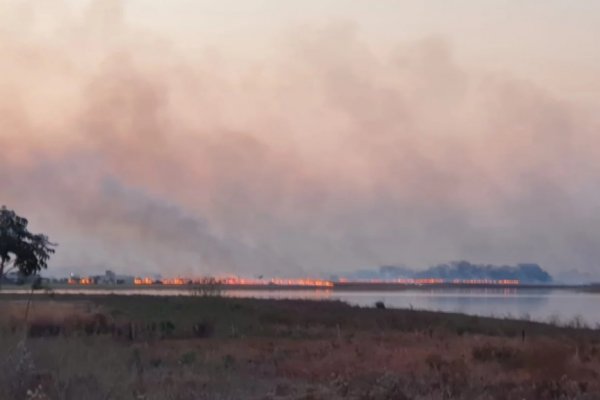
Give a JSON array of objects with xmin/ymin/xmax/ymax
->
[{"xmin": 1, "ymin": 1, "xmax": 599, "ymax": 277}]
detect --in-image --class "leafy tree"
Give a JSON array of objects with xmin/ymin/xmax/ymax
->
[{"xmin": 0, "ymin": 206, "xmax": 56, "ymax": 286}]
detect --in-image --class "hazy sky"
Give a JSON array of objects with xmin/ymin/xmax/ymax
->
[{"xmin": 1, "ymin": 0, "xmax": 600, "ymax": 278}]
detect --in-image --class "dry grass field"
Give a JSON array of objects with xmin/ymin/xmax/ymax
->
[{"xmin": 1, "ymin": 293, "xmax": 600, "ymax": 399}]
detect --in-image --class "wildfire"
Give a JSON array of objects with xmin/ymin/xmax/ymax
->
[
  {"xmin": 66, "ymin": 275, "xmax": 520, "ymax": 287},
  {"xmin": 452, "ymin": 279, "xmax": 520, "ymax": 285},
  {"xmin": 132, "ymin": 276, "xmax": 334, "ymax": 288},
  {"xmin": 335, "ymin": 278, "xmax": 520, "ymax": 286},
  {"xmin": 134, "ymin": 277, "xmax": 154, "ymax": 285},
  {"xmin": 68, "ymin": 277, "xmax": 94, "ymax": 285},
  {"xmin": 220, "ymin": 277, "xmax": 334, "ymax": 287}
]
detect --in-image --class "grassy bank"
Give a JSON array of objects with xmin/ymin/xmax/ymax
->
[{"xmin": 1, "ymin": 293, "xmax": 600, "ymax": 399}]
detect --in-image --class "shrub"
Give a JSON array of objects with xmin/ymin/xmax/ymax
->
[
  {"xmin": 222, "ymin": 354, "xmax": 235, "ymax": 369},
  {"xmin": 28, "ymin": 320, "xmax": 62, "ymax": 338},
  {"xmin": 159, "ymin": 320, "xmax": 175, "ymax": 338},
  {"xmin": 192, "ymin": 320, "xmax": 214, "ymax": 338},
  {"xmin": 179, "ymin": 352, "xmax": 196, "ymax": 365},
  {"xmin": 472, "ymin": 343, "xmax": 524, "ymax": 368},
  {"xmin": 149, "ymin": 358, "xmax": 163, "ymax": 368}
]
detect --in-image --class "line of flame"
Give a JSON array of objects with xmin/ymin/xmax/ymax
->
[{"xmin": 67, "ymin": 276, "xmax": 520, "ymax": 286}]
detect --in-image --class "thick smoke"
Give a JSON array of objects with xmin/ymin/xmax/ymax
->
[{"xmin": 1, "ymin": 1, "xmax": 600, "ymax": 277}]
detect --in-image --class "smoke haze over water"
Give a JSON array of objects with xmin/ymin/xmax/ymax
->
[{"xmin": 1, "ymin": 1, "xmax": 600, "ymax": 278}]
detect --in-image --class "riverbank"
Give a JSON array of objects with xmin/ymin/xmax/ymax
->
[
  {"xmin": 4, "ymin": 284, "xmax": 600, "ymax": 327},
  {"xmin": 1, "ymin": 293, "xmax": 599, "ymax": 399},
  {"xmin": 3, "ymin": 281, "xmax": 593, "ymax": 291}
]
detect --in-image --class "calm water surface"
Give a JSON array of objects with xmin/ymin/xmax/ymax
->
[
  {"xmin": 6, "ymin": 287, "xmax": 600, "ymax": 326},
  {"xmin": 228, "ymin": 288, "xmax": 600, "ymax": 326}
]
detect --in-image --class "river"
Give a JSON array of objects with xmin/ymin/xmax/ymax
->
[
  {"xmin": 231, "ymin": 288, "xmax": 600, "ymax": 326},
  {"xmin": 4, "ymin": 286, "xmax": 599, "ymax": 327}
]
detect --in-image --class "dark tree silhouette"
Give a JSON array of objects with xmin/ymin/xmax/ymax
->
[{"xmin": 0, "ymin": 206, "xmax": 56, "ymax": 286}]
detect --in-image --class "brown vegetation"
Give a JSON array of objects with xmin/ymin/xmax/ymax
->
[{"xmin": 1, "ymin": 293, "xmax": 600, "ymax": 399}]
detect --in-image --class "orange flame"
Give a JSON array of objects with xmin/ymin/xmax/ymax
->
[
  {"xmin": 67, "ymin": 275, "xmax": 520, "ymax": 287},
  {"xmin": 132, "ymin": 276, "xmax": 334, "ymax": 288}
]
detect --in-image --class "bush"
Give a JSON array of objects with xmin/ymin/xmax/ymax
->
[
  {"xmin": 472, "ymin": 343, "xmax": 524, "ymax": 368},
  {"xmin": 222, "ymin": 354, "xmax": 235, "ymax": 369},
  {"xmin": 192, "ymin": 320, "xmax": 214, "ymax": 338},
  {"xmin": 179, "ymin": 352, "xmax": 196, "ymax": 365},
  {"xmin": 159, "ymin": 320, "xmax": 175, "ymax": 338}
]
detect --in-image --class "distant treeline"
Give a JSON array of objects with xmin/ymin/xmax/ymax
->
[{"xmin": 341, "ymin": 261, "xmax": 553, "ymax": 284}]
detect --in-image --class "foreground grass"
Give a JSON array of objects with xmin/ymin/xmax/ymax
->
[{"xmin": 1, "ymin": 293, "xmax": 600, "ymax": 399}]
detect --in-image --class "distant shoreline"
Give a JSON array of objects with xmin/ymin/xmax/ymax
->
[{"xmin": 2, "ymin": 281, "xmax": 597, "ymax": 292}]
